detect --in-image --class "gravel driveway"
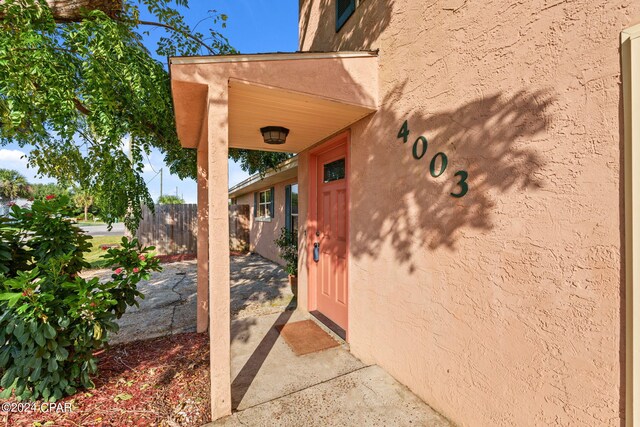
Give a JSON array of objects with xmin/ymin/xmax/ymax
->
[{"xmin": 83, "ymin": 254, "xmax": 293, "ymax": 344}]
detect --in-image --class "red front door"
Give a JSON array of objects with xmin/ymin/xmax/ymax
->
[{"xmin": 313, "ymin": 140, "xmax": 348, "ymax": 331}]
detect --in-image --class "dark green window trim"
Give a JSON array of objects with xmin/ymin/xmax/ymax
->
[
  {"xmin": 336, "ymin": 0, "xmax": 356, "ymax": 32},
  {"xmin": 285, "ymin": 184, "xmax": 292, "ymax": 232},
  {"xmin": 253, "ymin": 192, "xmax": 258, "ymax": 217},
  {"xmin": 269, "ymin": 186, "xmax": 275, "ymax": 219}
]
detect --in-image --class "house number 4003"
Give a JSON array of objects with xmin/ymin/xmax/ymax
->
[{"xmin": 397, "ymin": 120, "xmax": 468, "ymax": 198}]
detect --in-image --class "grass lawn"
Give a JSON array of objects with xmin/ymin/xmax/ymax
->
[{"xmin": 86, "ymin": 235, "xmax": 124, "ymax": 268}]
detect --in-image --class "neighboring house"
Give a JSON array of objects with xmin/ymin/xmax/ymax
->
[
  {"xmin": 228, "ymin": 157, "xmax": 298, "ymax": 265},
  {"xmin": 0, "ymin": 198, "xmax": 32, "ymax": 217},
  {"xmin": 169, "ymin": 0, "xmax": 640, "ymax": 425}
]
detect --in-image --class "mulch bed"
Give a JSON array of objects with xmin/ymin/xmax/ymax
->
[{"xmin": 2, "ymin": 333, "xmax": 210, "ymax": 427}]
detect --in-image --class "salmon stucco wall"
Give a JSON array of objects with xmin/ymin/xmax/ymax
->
[
  {"xmin": 235, "ymin": 178, "xmax": 297, "ymax": 265},
  {"xmin": 299, "ymin": 0, "xmax": 640, "ymax": 425}
]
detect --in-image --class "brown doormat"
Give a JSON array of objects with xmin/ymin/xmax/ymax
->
[{"xmin": 277, "ymin": 320, "xmax": 340, "ymax": 356}]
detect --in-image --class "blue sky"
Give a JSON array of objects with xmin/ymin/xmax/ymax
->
[{"xmin": 0, "ymin": 0, "xmax": 299, "ymax": 202}]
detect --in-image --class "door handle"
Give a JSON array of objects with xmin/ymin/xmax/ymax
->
[{"xmin": 313, "ymin": 242, "xmax": 320, "ymax": 263}]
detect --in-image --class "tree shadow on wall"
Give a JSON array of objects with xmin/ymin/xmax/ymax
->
[
  {"xmin": 349, "ymin": 82, "xmax": 555, "ymax": 272},
  {"xmin": 299, "ymin": 0, "xmax": 392, "ymax": 51}
]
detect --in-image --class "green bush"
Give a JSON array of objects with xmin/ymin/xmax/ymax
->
[
  {"xmin": 157, "ymin": 194, "xmax": 185, "ymax": 204},
  {"xmin": 0, "ymin": 195, "xmax": 161, "ymax": 402},
  {"xmin": 274, "ymin": 227, "xmax": 298, "ymax": 276}
]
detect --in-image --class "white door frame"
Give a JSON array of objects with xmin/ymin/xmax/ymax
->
[{"xmin": 623, "ymin": 22, "xmax": 640, "ymax": 427}]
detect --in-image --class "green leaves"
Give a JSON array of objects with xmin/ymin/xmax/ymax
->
[
  {"xmin": 157, "ymin": 194, "xmax": 184, "ymax": 204},
  {"xmin": 0, "ymin": 291, "xmax": 22, "ymax": 307},
  {"xmin": 54, "ymin": 346, "xmax": 69, "ymax": 362},
  {"xmin": 1, "ymin": 196, "xmax": 92, "ymax": 277},
  {"xmin": 43, "ymin": 323, "xmax": 56, "ymax": 339},
  {"xmin": 47, "ymin": 357, "xmax": 58, "ymax": 373},
  {"xmin": 13, "ymin": 321, "xmax": 29, "ymax": 345},
  {"xmin": 0, "ymin": 348, "xmax": 10, "ymax": 368},
  {"xmin": 0, "ymin": 1, "xmax": 288, "ymax": 231},
  {"xmin": 1, "ymin": 367, "xmax": 16, "ymax": 388},
  {"xmin": 0, "ymin": 199, "xmax": 162, "ymax": 402},
  {"xmin": 0, "ymin": 0, "xmax": 233, "ymax": 232},
  {"xmin": 34, "ymin": 329, "xmax": 46, "ymax": 347},
  {"xmin": 229, "ymin": 149, "xmax": 294, "ymax": 177},
  {"xmin": 274, "ymin": 227, "xmax": 298, "ymax": 276}
]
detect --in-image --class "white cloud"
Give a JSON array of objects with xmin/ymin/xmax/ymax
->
[
  {"xmin": 228, "ymin": 160, "xmax": 250, "ymax": 187},
  {"xmin": 0, "ymin": 149, "xmax": 55, "ymax": 184},
  {"xmin": 0, "ymin": 149, "xmax": 27, "ymax": 163},
  {"xmin": 142, "ymin": 163, "xmax": 156, "ymax": 174}
]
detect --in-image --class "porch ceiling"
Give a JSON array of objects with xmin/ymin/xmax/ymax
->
[
  {"xmin": 228, "ymin": 79, "xmax": 375, "ymax": 153},
  {"xmin": 169, "ymin": 51, "xmax": 379, "ymax": 152}
]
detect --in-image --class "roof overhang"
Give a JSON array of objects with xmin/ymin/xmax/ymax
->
[
  {"xmin": 228, "ymin": 156, "xmax": 298, "ymax": 198},
  {"xmin": 169, "ymin": 51, "xmax": 379, "ymax": 153}
]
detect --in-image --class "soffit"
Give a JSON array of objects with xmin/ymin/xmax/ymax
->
[{"xmin": 228, "ymin": 79, "xmax": 374, "ymax": 153}]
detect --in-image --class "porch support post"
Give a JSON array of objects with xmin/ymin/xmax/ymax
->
[
  {"xmin": 208, "ymin": 87, "xmax": 232, "ymax": 419},
  {"xmin": 196, "ymin": 141, "xmax": 209, "ymax": 333}
]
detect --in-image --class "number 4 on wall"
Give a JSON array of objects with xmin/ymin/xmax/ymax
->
[{"xmin": 397, "ymin": 120, "xmax": 410, "ymax": 143}]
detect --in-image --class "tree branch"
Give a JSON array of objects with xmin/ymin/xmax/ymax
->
[
  {"xmin": 73, "ymin": 98, "xmax": 91, "ymax": 116},
  {"xmin": 0, "ymin": 1, "xmax": 123, "ymax": 22},
  {"xmin": 131, "ymin": 19, "xmax": 216, "ymax": 55},
  {"xmin": 1, "ymin": 2, "xmax": 216, "ymax": 56}
]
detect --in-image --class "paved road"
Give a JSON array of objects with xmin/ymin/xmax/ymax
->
[{"xmin": 80, "ymin": 223, "xmax": 126, "ymax": 236}]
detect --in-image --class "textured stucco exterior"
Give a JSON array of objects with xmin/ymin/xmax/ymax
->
[
  {"xmin": 170, "ymin": 52, "xmax": 379, "ymax": 418},
  {"xmin": 235, "ymin": 177, "xmax": 297, "ymax": 265},
  {"xmin": 295, "ymin": 1, "xmax": 640, "ymax": 426}
]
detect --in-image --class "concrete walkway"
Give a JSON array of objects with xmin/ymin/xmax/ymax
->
[
  {"xmin": 230, "ymin": 254, "xmax": 293, "ymax": 319},
  {"xmin": 83, "ymin": 254, "xmax": 293, "ymax": 344},
  {"xmin": 85, "ymin": 254, "xmax": 451, "ymax": 426},
  {"xmin": 211, "ymin": 310, "xmax": 451, "ymax": 427},
  {"xmin": 83, "ymin": 260, "xmax": 197, "ymax": 344}
]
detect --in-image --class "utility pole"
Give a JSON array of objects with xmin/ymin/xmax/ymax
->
[
  {"xmin": 160, "ymin": 168, "xmax": 163, "ymax": 198},
  {"xmin": 128, "ymin": 135, "xmax": 133, "ymax": 164}
]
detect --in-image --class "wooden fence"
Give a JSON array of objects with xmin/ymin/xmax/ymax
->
[
  {"xmin": 133, "ymin": 204, "xmax": 250, "ymax": 255},
  {"xmin": 229, "ymin": 204, "xmax": 250, "ymax": 252},
  {"xmin": 135, "ymin": 204, "xmax": 197, "ymax": 255}
]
